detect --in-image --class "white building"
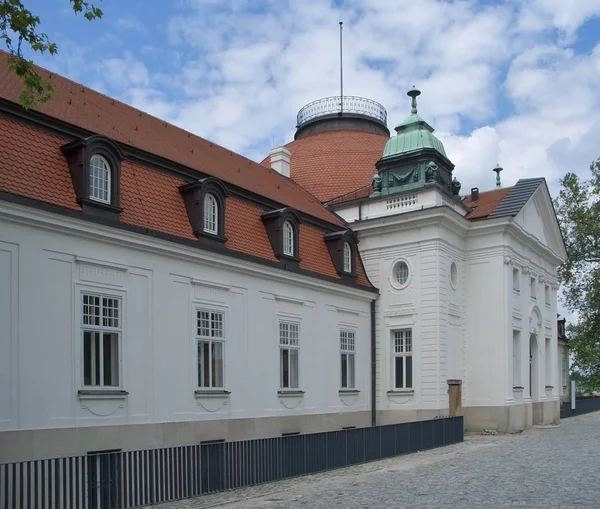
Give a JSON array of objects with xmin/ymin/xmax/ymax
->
[
  {"xmin": 267, "ymin": 88, "xmax": 568, "ymax": 432},
  {"xmin": 0, "ymin": 56, "xmax": 567, "ymax": 463},
  {"xmin": 0, "ymin": 55, "xmax": 376, "ymax": 462}
]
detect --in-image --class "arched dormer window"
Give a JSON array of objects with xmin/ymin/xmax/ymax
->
[
  {"xmin": 61, "ymin": 135, "xmax": 124, "ymax": 219},
  {"xmin": 324, "ymin": 230, "xmax": 357, "ymax": 278},
  {"xmin": 283, "ymin": 220, "xmax": 294, "ymax": 256},
  {"xmin": 89, "ymin": 154, "xmax": 111, "ymax": 204},
  {"xmin": 204, "ymin": 193, "xmax": 218, "ymax": 234},
  {"xmin": 261, "ymin": 208, "xmax": 301, "ymax": 266},
  {"xmin": 343, "ymin": 241, "xmax": 352, "ymax": 273},
  {"xmin": 179, "ymin": 177, "xmax": 228, "ymax": 243}
]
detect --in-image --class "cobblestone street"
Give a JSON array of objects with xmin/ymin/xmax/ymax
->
[{"xmin": 148, "ymin": 412, "xmax": 600, "ymax": 509}]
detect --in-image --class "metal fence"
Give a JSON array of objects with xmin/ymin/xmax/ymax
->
[
  {"xmin": 1, "ymin": 416, "xmax": 463, "ymax": 509},
  {"xmin": 561, "ymin": 397, "xmax": 600, "ymax": 419}
]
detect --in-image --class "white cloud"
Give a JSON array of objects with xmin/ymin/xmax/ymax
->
[{"xmin": 36, "ymin": 0, "xmax": 600, "ymax": 199}]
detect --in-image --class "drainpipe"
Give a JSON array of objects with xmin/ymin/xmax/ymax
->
[{"xmin": 371, "ymin": 298, "xmax": 377, "ymax": 426}]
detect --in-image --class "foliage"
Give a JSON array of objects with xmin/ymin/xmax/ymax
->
[
  {"xmin": 555, "ymin": 159, "xmax": 600, "ymax": 389},
  {"xmin": 0, "ymin": 0, "xmax": 102, "ymax": 109}
]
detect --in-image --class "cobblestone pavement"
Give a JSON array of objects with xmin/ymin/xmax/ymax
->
[{"xmin": 147, "ymin": 412, "xmax": 600, "ymax": 509}]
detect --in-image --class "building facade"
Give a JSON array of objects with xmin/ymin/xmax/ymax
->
[{"xmin": 266, "ymin": 89, "xmax": 568, "ymax": 433}]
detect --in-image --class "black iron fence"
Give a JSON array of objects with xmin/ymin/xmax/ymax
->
[
  {"xmin": 561, "ymin": 397, "xmax": 600, "ymax": 418},
  {"xmin": 1, "ymin": 416, "xmax": 463, "ymax": 509}
]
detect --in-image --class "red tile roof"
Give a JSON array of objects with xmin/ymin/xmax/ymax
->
[
  {"xmin": 463, "ymin": 188, "xmax": 511, "ymax": 219},
  {"xmin": 261, "ymin": 130, "xmax": 388, "ymax": 203},
  {"xmin": 0, "ymin": 54, "xmax": 374, "ymax": 290}
]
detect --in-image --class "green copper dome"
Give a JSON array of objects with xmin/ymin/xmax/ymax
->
[{"xmin": 382, "ymin": 87, "xmax": 447, "ymax": 159}]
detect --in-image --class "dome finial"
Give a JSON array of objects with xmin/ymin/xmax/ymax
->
[
  {"xmin": 407, "ymin": 86, "xmax": 421, "ymax": 114},
  {"xmin": 493, "ymin": 163, "xmax": 503, "ymax": 188}
]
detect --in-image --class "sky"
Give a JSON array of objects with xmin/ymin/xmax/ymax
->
[{"xmin": 18, "ymin": 0, "xmax": 600, "ymax": 198}]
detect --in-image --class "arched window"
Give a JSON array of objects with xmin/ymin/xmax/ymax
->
[
  {"xmin": 203, "ymin": 193, "xmax": 218, "ymax": 234},
  {"xmin": 343, "ymin": 242, "xmax": 352, "ymax": 273},
  {"xmin": 283, "ymin": 221, "xmax": 294, "ymax": 256},
  {"xmin": 89, "ymin": 155, "xmax": 111, "ymax": 204}
]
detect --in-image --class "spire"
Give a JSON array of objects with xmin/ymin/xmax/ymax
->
[
  {"xmin": 493, "ymin": 164, "xmax": 503, "ymax": 188},
  {"xmin": 407, "ymin": 86, "xmax": 421, "ymax": 114}
]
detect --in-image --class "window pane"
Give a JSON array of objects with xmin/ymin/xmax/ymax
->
[
  {"xmin": 83, "ymin": 294, "xmax": 100, "ymax": 326},
  {"xmin": 341, "ymin": 353, "xmax": 347, "ymax": 388},
  {"xmin": 198, "ymin": 341, "xmax": 210, "ymax": 387},
  {"xmin": 348, "ymin": 353, "xmax": 355, "ymax": 388},
  {"xmin": 204, "ymin": 194, "xmax": 217, "ymax": 233},
  {"xmin": 198, "ymin": 311, "xmax": 210, "ymax": 337},
  {"xmin": 289, "ymin": 323, "xmax": 299, "ymax": 346},
  {"xmin": 405, "ymin": 356, "xmax": 413, "ymax": 389},
  {"xmin": 212, "ymin": 342, "xmax": 224, "ymax": 388},
  {"xmin": 343, "ymin": 242, "xmax": 351, "ymax": 272},
  {"xmin": 395, "ymin": 356, "xmax": 404, "ymax": 389},
  {"xmin": 290, "ymin": 349, "xmax": 299, "ymax": 389},
  {"xmin": 89, "ymin": 155, "xmax": 110, "ymax": 203},
  {"xmin": 279, "ymin": 322, "xmax": 289, "ymax": 345},
  {"xmin": 211, "ymin": 312, "xmax": 223, "ymax": 338},
  {"xmin": 103, "ymin": 333, "xmax": 119, "ymax": 387},
  {"xmin": 280, "ymin": 348, "xmax": 289, "ymax": 388},
  {"xmin": 83, "ymin": 331, "xmax": 100, "ymax": 386},
  {"xmin": 102, "ymin": 297, "xmax": 120, "ymax": 328}
]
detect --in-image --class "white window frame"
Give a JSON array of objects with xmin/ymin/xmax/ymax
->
[
  {"xmin": 340, "ymin": 329, "xmax": 356, "ymax": 389},
  {"xmin": 392, "ymin": 329, "xmax": 412, "ymax": 390},
  {"xmin": 545, "ymin": 285, "xmax": 551, "ymax": 306},
  {"xmin": 80, "ymin": 291, "xmax": 122, "ymax": 389},
  {"xmin": 196, "ymin": 309, "xmax": 225, "ymax": 389},
  {"xmin": 279, "ymin": 320, "xmax": 299, "ymax": 389},
  {"xmin": 343, "ymin": 242, "xmax": 352, "ymax": 273},
  {"xmin": 530, "ymin": 277, "xmax": 537, "ymax": 299},
  {"xmin": 283, "ymin": 221, "xmax": 294, "ymax": 256},
  {"xmin": 89, "ymin": 154, "xmax": 111, "ymax": 204},
  {"xmin": 203, "ymin": 193, "xmax": 218, "ymax": 234},
  {"xmin": 561, "ymin": 351, "xmax": 568, "ymax": 389},
  {"xmin": 512, "ymin": 267, "xmax": 520, "ymax": 293},
  {"xmin": 395, "ymin": 261, "xmax": 409, "ymax": 286}
]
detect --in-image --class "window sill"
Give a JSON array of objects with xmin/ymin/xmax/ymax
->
[
  {"xmin": 277, "ymin": 390, "xmax": 305, "ymax": 397},
  {"xmin": 545, "ymin": 385, "xmax": 554, "ymax": 389},
  {"xmin": 513, "ymin": 386, "xmax": 524, "ymax": 391},
  {"xmin": 78, "ymin": 389, "xmax": 129, "ymax": 400},
  {"xmin": 339, "ymin": 389, "xmax": 360, "ymax": 395},
  {"xmin": 387, "ymin": 389, "xmax": 414, "ymax": 395},
  {"xmin": 195, "ymin": 389, "xmax": 231, "ymax": 398}
]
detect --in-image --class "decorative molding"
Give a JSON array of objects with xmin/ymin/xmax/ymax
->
[
  {"xmin": 191, "ymin": 279, "xmax": 231, "ymax": 292},
  {"xmin": 522, "ymin": 266, "xmax": 530, "ymax": 275},
  {"xmin": 384, "ymin": 306, "xmax": 417, "ymax": 317},
  {"xmin": 448, "ymin": 303, "xmax": 461, "ymax": 318},
  {"xmin": 503, "ymin": 255, "xmax": 513, "ymax": 266},
  {"xmin": 274, "ymin": 295, "xmax": 305, "ymax": 306}
]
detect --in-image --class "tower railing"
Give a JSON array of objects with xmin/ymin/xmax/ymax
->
[{"xmin": 296, "ymin": 96, "xmax": 387, "ymax": 127}]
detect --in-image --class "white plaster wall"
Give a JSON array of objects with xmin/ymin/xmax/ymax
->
[
  {"xmin": 0, "ymin": 204, "xmax": 372, "ymax": 433},
  {"xmin": 353, "ymin": 206, "xmax": 468, "ymax": 417}
]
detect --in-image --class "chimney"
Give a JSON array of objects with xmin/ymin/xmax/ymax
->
[
  {"xmin": 471, "ymin": 187, "xmax": 479, "ymax": 202},
  {"xmin": 270, "ymin": 146, "xmax": 291, "ymax": 178}
]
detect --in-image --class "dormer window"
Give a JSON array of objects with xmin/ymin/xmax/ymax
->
[
  {"xmin": 89, "ymin": 155, "xmax": 111, "ymax": 204},
  {"xmin": 203, "ymin": 193, "xmax": 218, "ymax": 234},
  {"xmin": 179, "ymin": 177, "xmax": 228, "ymax": 243},
  {"xmin": 343, "ymin": 242, "xmax": 352, "ymax": 273},
  {"xmin": 283, "ymin": 221, "xmax": 294, "ymax": 256},
  {"xmin": 261, "ymin": 208, "xmax": 301, "ymax": 266},
  {"xmin": 61, "ymin": 135, "xmax": 124, "ymax": 219},
  {"xmin": 324, "ymin": 230, "xmax": 357, "ymax": 278}
]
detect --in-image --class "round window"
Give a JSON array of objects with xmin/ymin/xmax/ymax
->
[
  {"xmin": 394, "ymin": 261, "xmax": 410, "ymax": 286},
  {"xmin": 450, "ymin": 262, "xmax": 458, "ymax": 289}
]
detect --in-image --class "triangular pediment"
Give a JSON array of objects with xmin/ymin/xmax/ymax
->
[{"xmin": 513, "ymin": 183, "xmax": 567, "ymax": 261}]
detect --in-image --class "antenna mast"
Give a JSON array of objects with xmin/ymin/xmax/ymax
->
[{"xmin": 339, "ymin": 21, "xmax": 344, "ymax": 115}]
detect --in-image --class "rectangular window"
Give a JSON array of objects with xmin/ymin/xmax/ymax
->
[
  {"xmin": 513, "ymin": 268, "xmax": 520, "ymax": 292},
  {"xmin": 513, "ymin": 330, "xmax": 521, "ymax": 387},
  {"xmin": 280, "ymin": 321, "xmax": 299, "ymax": 389},
  {"xmin": 545, "ymin": 285, "xmax": 550, "ymax": 306},
  {"xmin": 561, "ymin": 352, "xmax": 568, "ymax": 388},
  {"xmin": 340, "ymin": 330, "xmax": 356, "ymax": 389},
  {"xmin": 530, "ymin": 277, "xmax": 537, "ymax": 299},
  {"xmin": 82, "ymin": 293, "xmax": 121, "ymax": 387},
  {"xmin": 545, "ymin": 337, "xmax": 552, "ymax": 386},
  {"xmin": 392, "ymin": 329, "xmax": 412, "ymax": 389},
  {"xmin": 196, "ymin": 310, "xmax": 224, "ymax": 388}
]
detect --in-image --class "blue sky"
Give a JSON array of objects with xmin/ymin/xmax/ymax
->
[{"xmin": 16, "ymin": 0, "xmax": 600, "ymax": 197}]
